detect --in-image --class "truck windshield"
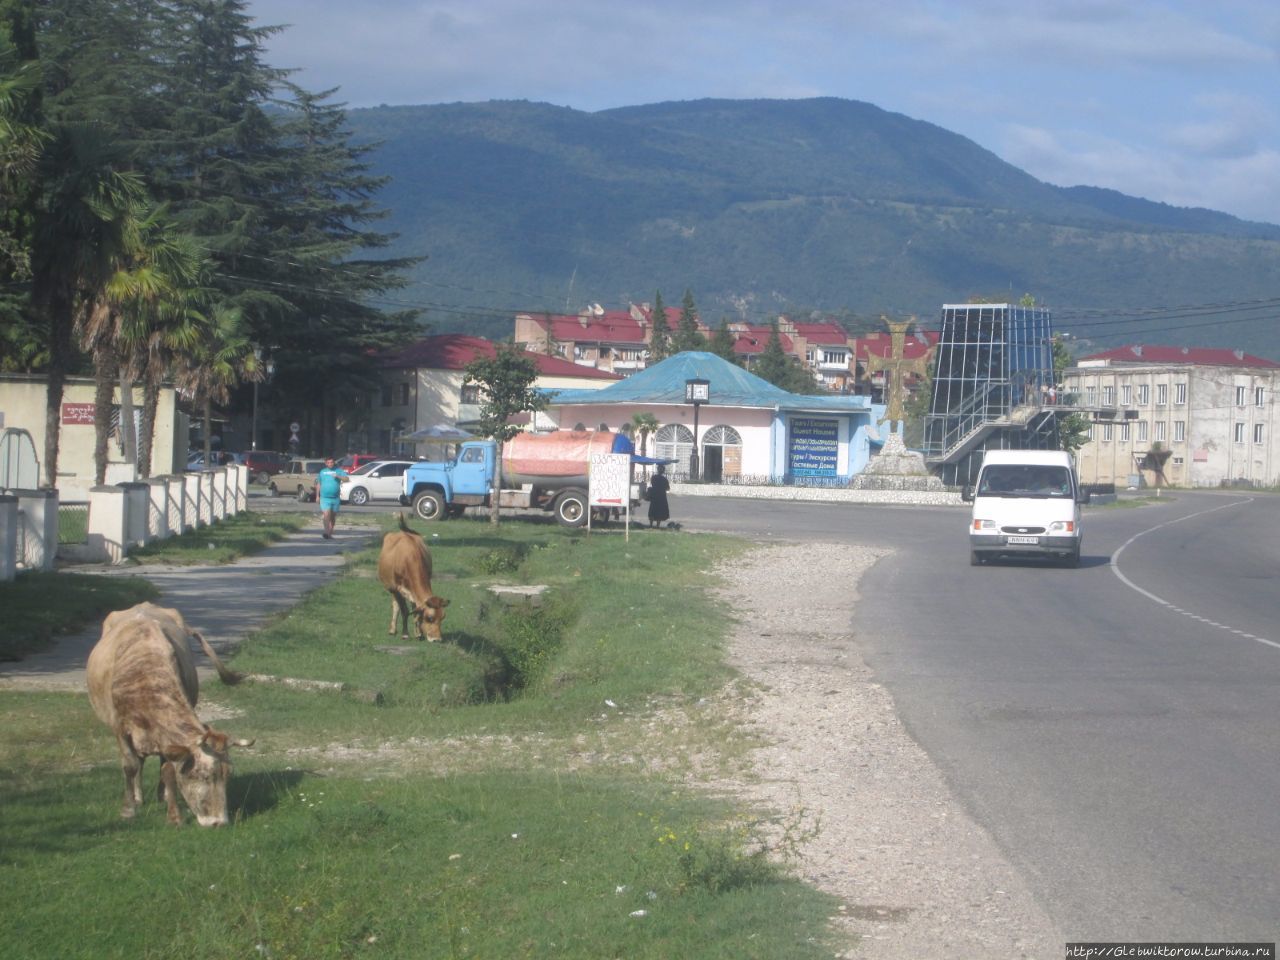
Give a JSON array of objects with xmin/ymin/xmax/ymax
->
[{"xmin": 977, "ymin": 464, "xmax": 1071, "ymax": 498}]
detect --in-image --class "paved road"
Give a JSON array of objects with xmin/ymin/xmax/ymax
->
[{"xmin": 676, "ymin": 491, "xmax": 1280, "ymax": 941}]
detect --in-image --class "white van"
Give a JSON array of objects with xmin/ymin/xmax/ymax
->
[{"xmin": 961, "ymin": 449, "xmax": 1089, "ymax": 567}]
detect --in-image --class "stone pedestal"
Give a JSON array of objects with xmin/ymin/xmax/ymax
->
[{"xmin": 851, "ymin": 432, "xmax": 946, "ymax": 492}]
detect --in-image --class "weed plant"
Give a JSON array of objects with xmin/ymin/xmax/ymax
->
[{"xmin": 0, "ymin": 515, "xmax": 841, "ymax": 959}]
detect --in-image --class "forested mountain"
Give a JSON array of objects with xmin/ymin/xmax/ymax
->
[{"xmin": 347, "ymin": 97, "xmax": 1280, "ymax": 358}]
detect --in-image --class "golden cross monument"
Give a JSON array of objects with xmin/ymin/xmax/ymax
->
[{"xmin": 862, "ymin": 315, "xmax": 936, "ymax": 431}]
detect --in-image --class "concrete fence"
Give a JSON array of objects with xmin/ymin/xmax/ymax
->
[{"xmin": 2, "ymin": 466, "xmax": 249, "ymax": 576}]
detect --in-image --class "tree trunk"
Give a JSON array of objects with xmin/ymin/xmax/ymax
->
[
  {"xmin": 489, "ymin": 438, "xmax": 502, "ymax": 526},
  {"xmin": 138, "ymin": 380, "xmax": 159, "ymax": 479},
  {"xmin": 40, "ymin": 292, "xmax": 74, "ymax": 489},
  {"xmin": 93, "ymin": 346, "xmax": 116, "ymax": 486},
  {"xmin": 119, "ymin": 374, "xmax": 138, "ymax": 466},
  {"xmin": 203, "ymin": 396, "xmax": 213, "ymax": 466}
]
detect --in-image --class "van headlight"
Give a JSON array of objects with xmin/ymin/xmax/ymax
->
[
  {"xmin": 1048, "ymin": 520, "xmax": 1075, "ymax": 533},
  {"xmin": 972, "ymin": 519, "xmax": 997, "ymax": 531}
]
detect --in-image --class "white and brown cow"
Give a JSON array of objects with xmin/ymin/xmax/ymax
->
[
  {"xmin": 377, "ymin": 513, "xmax": 449, "ymax": 641},
  {"xmin": 86, "ymin": 602, "xmax": 248, "ymax": 827}
]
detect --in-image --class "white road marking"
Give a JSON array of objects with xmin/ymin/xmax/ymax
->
[{"xmin": 1110, "ymin": 497, "xmax": 1280, "ymax": 651}]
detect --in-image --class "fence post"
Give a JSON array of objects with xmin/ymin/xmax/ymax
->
[
  {"xmin": 87, "ymin": 485, "xmax": 129, "ymax": 563},
  {"xmin": 146, "ymin": 478, "xmax": 170, "ymax": 542},
  {"xmin": 229, "ymin": 464, "xmax": 248, "ymax": 514},
  {"xmin": 14, "ymin": 488, "xmax": 59, "ymax": 571},
  {"xmin": 0, "ymin": 494, "xmax": 16, "ymax": 581},
  {"xmin": 210, "ymin": 467, "xmax": 228, "ymax": 521},
  {"xmin": 183, "ymin": 472, "xmax": 201, "ymax": 530},
  {"xmin": 198, "ymin": 471, "xmax": 213, "ymax": 526},
  {"xmin": 118, "ymin": 482, "xmax": 150, "ymax": 547}
]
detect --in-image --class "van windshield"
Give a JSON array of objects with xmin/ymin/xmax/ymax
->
[{"xmin": 977, "ymin": 464, "xmax": 1072, "ymax": 498}]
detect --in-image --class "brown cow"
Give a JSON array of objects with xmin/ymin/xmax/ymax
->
[
  {"xmin": 377, "ymin": 513, "xmax": 449, "ymax": 641},
  {"xmin": 86, "ymin": 602, "xmax": 248, "ymax": 827}
]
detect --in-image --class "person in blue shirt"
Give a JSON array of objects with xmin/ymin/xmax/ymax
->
[{"xmin": 313, "ymin": 456, "xmax": 350, "ymax": 539}]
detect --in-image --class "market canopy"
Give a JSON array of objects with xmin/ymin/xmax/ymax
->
[{"xmin": 399, "ymin": 423, "xmax": 474, "ymax": 443}]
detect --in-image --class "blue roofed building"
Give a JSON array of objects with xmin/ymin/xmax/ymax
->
[{"xmin": 541, "ymin": 352, "xmax": 886, "ymax": 484}]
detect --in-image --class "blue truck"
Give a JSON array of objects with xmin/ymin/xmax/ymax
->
[{"xmin": 400, "ymin": 432, "xmax": 642, "ymax": 527}]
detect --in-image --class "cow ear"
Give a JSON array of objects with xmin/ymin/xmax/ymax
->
[
  {"xmin": 430, "ymin": 596, "xmax": 450, "ymax": 609},
  {"xmin": 202, "ymin": 728, "xmax": 230, "ymax": 753}
]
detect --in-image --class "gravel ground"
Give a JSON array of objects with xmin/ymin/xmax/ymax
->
[{"xmin": 712, "ymin": 542, "xmax": 1062, "ymax": 960}]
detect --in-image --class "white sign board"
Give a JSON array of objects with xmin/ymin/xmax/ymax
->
[{"xmin": 589, "ymin": 453, "xmax": 631, "ymax": 508}]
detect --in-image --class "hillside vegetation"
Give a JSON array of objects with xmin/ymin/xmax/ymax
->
[{"xmin": 347, "ymin": 97, "xmax": 1280, "ymax": 356}]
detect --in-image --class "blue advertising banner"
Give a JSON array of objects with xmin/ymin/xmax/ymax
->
[{"xmin": 789, "ymin": 418, "xmax": 839, "ymax": 476}]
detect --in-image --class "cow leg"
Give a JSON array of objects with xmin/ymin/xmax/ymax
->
[
  {"xmin": 159, "ymin": 760, "xmax": 184, "ymax": 826},
  {"xmin": 117, "ymin": 734, "xmax": 143, "ymax": 819},
  {"xmin": 398, "ymin": 589, "xmax": 422, "ymax": 640},
  {"xmin": 388, "ymin": 592, "xmax": 409, "ymax": 638}
]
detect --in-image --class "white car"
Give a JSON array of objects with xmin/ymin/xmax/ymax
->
[{"xmin": 339, "ymin": 460, "xmax": 416, "ymax": 505}]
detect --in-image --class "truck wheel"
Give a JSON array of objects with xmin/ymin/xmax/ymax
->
[
  {"xmin": 553, "ymin": 489, "xmax": 588, "ymax": 527},
  {"xmin": 413, "ymin": 490, "xmax": 446, "ymax": 521}
]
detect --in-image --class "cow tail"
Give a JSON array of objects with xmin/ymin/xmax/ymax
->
[
  {"xmin": 397, "ymin": 511, "xmax": 412, "ymax": 534},
  {"xmin": 195, "ymin": 632, "xmax": 244, "ymax": 686}
]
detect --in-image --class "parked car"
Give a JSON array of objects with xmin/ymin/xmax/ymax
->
[
  {"xmin": 185, "ymin": 450, "xmax": 236, "ymax": 470},
  {"xmin": 269, "ymin": 458, "xmax": 328, "ymax": 501},
  {"xmin": 338, "ymin": 453, "xmax": 387, "ymax": 473},
  {"xmin": 242, "ymin": 450, "xmax": 288, "ymax": 484},
  {"xmin": 339, "ymin": 459, "xmax": 415, "ymax": 505}
]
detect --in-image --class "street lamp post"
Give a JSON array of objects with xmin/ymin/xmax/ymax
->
[
  {"xmin": 684, "ymin": 377, "xmax": 710, "ymax": 482},
  {"xmin": 251, "ymin": 348, "xmax": 275, "ymax": 451}
]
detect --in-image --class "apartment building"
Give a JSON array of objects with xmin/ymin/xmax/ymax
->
[{"xmin": 1064, "ymin": 345, "xmax": 1280, "ymax": 488}]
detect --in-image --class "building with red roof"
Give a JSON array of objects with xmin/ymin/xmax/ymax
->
[
  {"xmin": 1064, "ymin": 343, "xmax": 1280, "ymax": 488},
  {"xmin": 367, "ymin": 334, "xmax": 620, "ymax": 455}
]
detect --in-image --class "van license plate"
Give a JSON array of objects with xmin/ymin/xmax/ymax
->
[{"xmin": 1006, "ymin": 535, "xmax": 1039, "ymax": 544}]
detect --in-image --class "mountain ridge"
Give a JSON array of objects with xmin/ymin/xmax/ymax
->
[{"xmin": 345, "ymin": 97, "xmax": 1280, "ymax": 357}]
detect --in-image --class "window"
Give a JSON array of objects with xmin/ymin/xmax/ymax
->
[
  {"xmin": 397, "ymin": 383, "xmax": 410, "ymax": 406},
  {"xmin": 1085, "ymin": 385, "xmax": 1097, "ymax": 406},
  {"xmin": 380, "ymin": 383, "xmax": 392, "ymax": 407},
  {"xmin": 1255, "ymin": 423, "xmax": 1265, "ymax": 444},
  {"xmin": 1236, "ymin": 385, "xmax": 1246, "ymax": 406},
  {"xmin": 1173, "ymin": 457, "xmax": 1183, "ymax": 465},
  {"xmin": 1234, "ymin": 422, "xmax": 1245, "ymax": 442},
  {"xmin": 1121, "ymin": 384, "xmax": 1132, "ymax": 406},
  {"xmin": 1257, "ymin": 387, "xmax": 1266, "ymax": 407},
  {"xmin": 1119, "ymin": 422, "xmax": 1130, "ymax": 442},
  {"xmin": 1102, "ymin": 385, "xmax": 1115, "ymax": 406},
  {"xmin": 1154, "ymin": 421, "xmax": 1166, "ymax": 442},
  {"xmin": 1137, "ymin": 420, "xmax": 1148, "ymax": 442},
  {"xmin": 823, "ymin": 349, "xmax": 847, "ymax": 365},
  {"xmin": 1175, "ymin": 382, "xmax": 1186, "ymax": 404},
  {"xmin": 1137, "ymin": 384, "xmax": 1149, "ymax": 405},
  {"xmin": 1174, "ymin": 420, "xmax": 1185, "ymax": 442},
  {"xmin": 1156, "ymin": 383, "xmax": 1167, "ymax": 405},
  {"xmin": 1102, "ymin": 423, "xmax": 1113, "ymax": 442},
  {"xmin": 460, "ymin": 384, "xmax": 482, "ymax": 404},
  {"xmin": 460, "ymin": 446, "xmax": 485, "ymax": 463}
]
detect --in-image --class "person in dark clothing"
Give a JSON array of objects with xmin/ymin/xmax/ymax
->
[{"xmin": 647, "ymin": 464, "xmax": 670, "ymax": 528}]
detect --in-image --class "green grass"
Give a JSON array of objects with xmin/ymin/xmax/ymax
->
[
  {"xmin": 125, "ymin": 510, "xmax": 311, "ymax": 565},
  {"xmin": 0, "ymin": 573, "xmax": 159, "ymax": 661},
  {"xmin": 0, "ymin": 516, "xmax": 843, "ymax": 959}
]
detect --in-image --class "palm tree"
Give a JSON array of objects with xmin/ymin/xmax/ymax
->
[
  {"xmin": 631, "ymin": 411, "xmax": 659, "ymax": 458},
  {"xmin": 29, "ymin": 122, "xmax": 145, "ymax": 486},
  {"xmin": 174, "ymin": 302, "xmax": 264, "ymax": 468}
]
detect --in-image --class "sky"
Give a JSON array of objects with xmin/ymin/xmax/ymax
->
[{"xmin": 246, "ymin": 1, "xmax": 1280, "ymax": 225}]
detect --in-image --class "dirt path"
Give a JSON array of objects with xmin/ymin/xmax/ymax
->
[{"xmin": 712, "ymin": 542, "xmax": 1062, "ymax": 959}]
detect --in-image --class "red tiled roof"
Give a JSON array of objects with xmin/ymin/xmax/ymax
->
[
  {"xmin": 853, "ymin": 330, "xmax": 940, "ymax": 361},
  {"xmin": 791, "ymin": 322, "xmax": 850, "ymax": 345},
  {"xmin": 383, "ymin": 334, "xmax": 622, "ymax": 379},
  {"xmin": 548, "ymin": 311, "xmax": 649, "ymax": 344},
  {"xmin": 733, "ymin": 328, "xmax": 793, "ymax": 354},
  {"xmin": 1081, "ymin": 344, "xmax": 1280, "ymax": 368}
]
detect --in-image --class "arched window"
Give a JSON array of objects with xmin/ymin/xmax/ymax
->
[
  {"xmin": 703, "ymin": 425, "xmax": 742, "ymax": 446},
  {"xmin": 655, "ymin": 424, "xmax": 694, "ymax": 479}
]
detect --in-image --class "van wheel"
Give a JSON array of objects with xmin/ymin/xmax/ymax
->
[
  {"xmin": 970, "ymin": 550, "xmax": 984, "ymax": 566},
  {"xmin": 1063, "ymin": 544, "xmax": 1081, "ymax": 568}
]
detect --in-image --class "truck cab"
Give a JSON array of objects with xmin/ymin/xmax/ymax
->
[{"xmin": 962, "ymin": 449, "xmax": 1089, "ymax": 567}]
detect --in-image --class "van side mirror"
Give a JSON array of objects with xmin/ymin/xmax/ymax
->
[
  {"xmin": 961, "ymin": 485, "xmax": 973, "ymax": 503},
  {"xmin": 1078, "ymin": 488, "xmax": 1091, "ymax": 504}
]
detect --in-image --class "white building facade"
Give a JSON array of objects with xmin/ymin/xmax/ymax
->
[{"xmin": 1064, "ymin": 346, "xmax": 1280, "ymax": 488}]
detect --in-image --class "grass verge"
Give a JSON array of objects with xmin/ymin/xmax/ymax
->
[
  {"xmin": 0, "ymin": 516, "xmax": 841, "ymax": 959},
  {"xmin": 0, "ymin": 573, "xmax": 158, "ymax": 661},
  {"xmin": 125, "ymin": 510, "xmax": 311, "ymax": 565}
]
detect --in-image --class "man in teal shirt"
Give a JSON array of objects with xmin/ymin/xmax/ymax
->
[{"xmin": 314, "ymin": 457, "xmax": 349, "ymax": 539}]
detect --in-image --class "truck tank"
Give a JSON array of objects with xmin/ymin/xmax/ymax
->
[{"xmin": 501, "ymin": 430, "xmax": 620, "ymax": 488}]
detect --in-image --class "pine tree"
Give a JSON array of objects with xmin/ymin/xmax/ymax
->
[
  {"xmin": 709, "ymin": 318, "xmax": 738, "ymax": 364},
  {"xmin": 647, "ymin": 291, "xmax": 671, "ymax": 361},
  {"xmin": 753, "ymin": 320, "xmax": 790, "ymax": 386},
  {"xmin": 671, "ymin": 287, "xmax": 705, "ymax": 353}
]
